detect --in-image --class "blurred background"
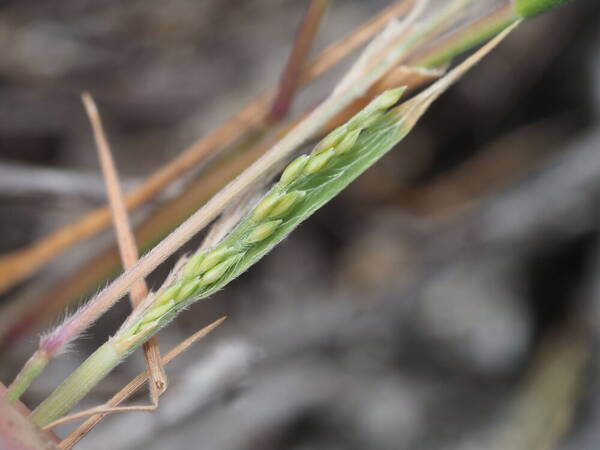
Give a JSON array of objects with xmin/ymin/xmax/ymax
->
[{"xmin": 1, "ymin": 0, "xmax": 600, "ymax": 449}]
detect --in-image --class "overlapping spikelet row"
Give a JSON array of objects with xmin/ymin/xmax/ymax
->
[{"xmin": 114, "ymin": 88, "xmax": 406, "ymax": 347}]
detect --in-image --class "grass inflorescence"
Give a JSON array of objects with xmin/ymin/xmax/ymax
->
[
  {"xmin": 31, "ymin": 87, "xmax": 411, "ymax": 426},
  {"xmin": 31, "ymin": 19, "xmax": 521, "ymax": 425},
  {"xmin": 113, "ymin": 87, "xmax": 408, "ymax": 351}
]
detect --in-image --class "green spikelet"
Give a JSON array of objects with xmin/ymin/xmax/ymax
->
[
  {"xmin": 201, "ymin": 255, "xmax": 239, "ymax": 284},
  {"xmin": 182, "ymin": 251, "xmax": 206, "ymax": 280},
  {"xmin": 333, "ymin": 129, "xmax": 361, "ymax": 156},
  {"xmin": 280, "ymin": 154, "xmax": 309, "ymax": 186},
  {"xmin": 197, "ymin": 247, "xmax": 234, "ymax": 274},
  {"xmin": 304, "ymin": 148, "xmax": 335, "ymax": 175},
  {"xmin": 246, "ymin": 220, "xmax": 282, "ymax": 244},
  {"xmin": 313, "ymin": 126, "xmax": 348, "ymax": 154},
  {"xmin": 252, "ymin": 192, "xmax": 282, "ymax": 221},
  {"xmin": 269, "ymin": 191, "xmax": 305, "ymax": 218}
]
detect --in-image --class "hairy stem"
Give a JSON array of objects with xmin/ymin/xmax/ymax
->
[
  {"xmin": 31, "ymin": 342, "xmax": 121, "ymax": 427},
  {"xmin": 5, "ymin": 350, "xmax": 48, "ymax": 403}
]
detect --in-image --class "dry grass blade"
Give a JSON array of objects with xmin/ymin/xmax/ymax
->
[
  {"xmin": 269, "ymin": 0, "xmax": 331, "ymax": 122},
  {"xmin": 82, "ymin": 93, "xmax": 167, "ymax": 404},
  {"xmin": 0, "ymin": 0, "xmax": 414, "ymax": 297},
  {"xmin": 58, "ymin": 317, "xmax": 225, "ymax": 450}
]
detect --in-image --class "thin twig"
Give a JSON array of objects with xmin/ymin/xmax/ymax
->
[
  {"xmin": 82, "ymin": 93, "xmax": 167, "ymax": 404},
  {"xmin": 58, "ymin": 317, "xmax": 225, "ymax": 449},
  {"xmin": 269, "ymin": 0, "xmax": 331, "ymax": 122}
]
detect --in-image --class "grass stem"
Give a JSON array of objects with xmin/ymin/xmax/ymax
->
[
  {"xmin": 31, "ymin": 342, "xmax": 121, "ymax": 427},
  {"xmin": 5, "ymin": 350, "xmax": 48, "ymax": 403}
]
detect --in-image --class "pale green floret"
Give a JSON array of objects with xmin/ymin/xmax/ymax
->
[
  {"xmin": 280, "ymin": 154, "xmax": 309, "ymax": 186},
  {"xmin": 142, "ymin": 300, "xmax": 175, "ymax": 323},
  {"xmin": 175, "ymin": 278, "xmax": 202, "ymax": 302},
  {"xmin": 333, "ymin": 128, "xmax": 361, "ymax": 155},
  {"xmin": 201, "ymin": 255, "xmax": 239, "ymax": 285},
  {"xmin": 155, "ymin": 283, "xmax": 182, "ymax": 306},
  {"xmin": 304, "ymin": 148, "xmax": 335, "ymax": 175},
  {"xmin": 348, "ymin": 87, "xmax": 406, "ymax": 130},
  {"xmin": 197, "ymin": 247, "xmax": 233, "ymax": 274},
  {"xmin": 314, "ymin": 125, "xmax": 348, "ymax": 154},
  {"xmin": 348, "ymin": 109, "xmax": 383, "ymax": 130},
  {"xmin": 269, "ymin": 191, "xmax": 305, "ymax": 218},
  {"xmin": 246, "ymin": 220, "xmax": 282, "ymax": 243},
  {"xmin": 370, "ymin": 87, "xmax": 406, "ymax": 111},
  {"xmin": 182, "ymin": 251, "xmax": 206, "ymax": 280},
  {"xmin": 137, "ymin": 319, "xmax": 160, "ymax": 334},
  {"xmin": 252, "ymin": 192, "xmax": 282, "ymax": 222}
]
